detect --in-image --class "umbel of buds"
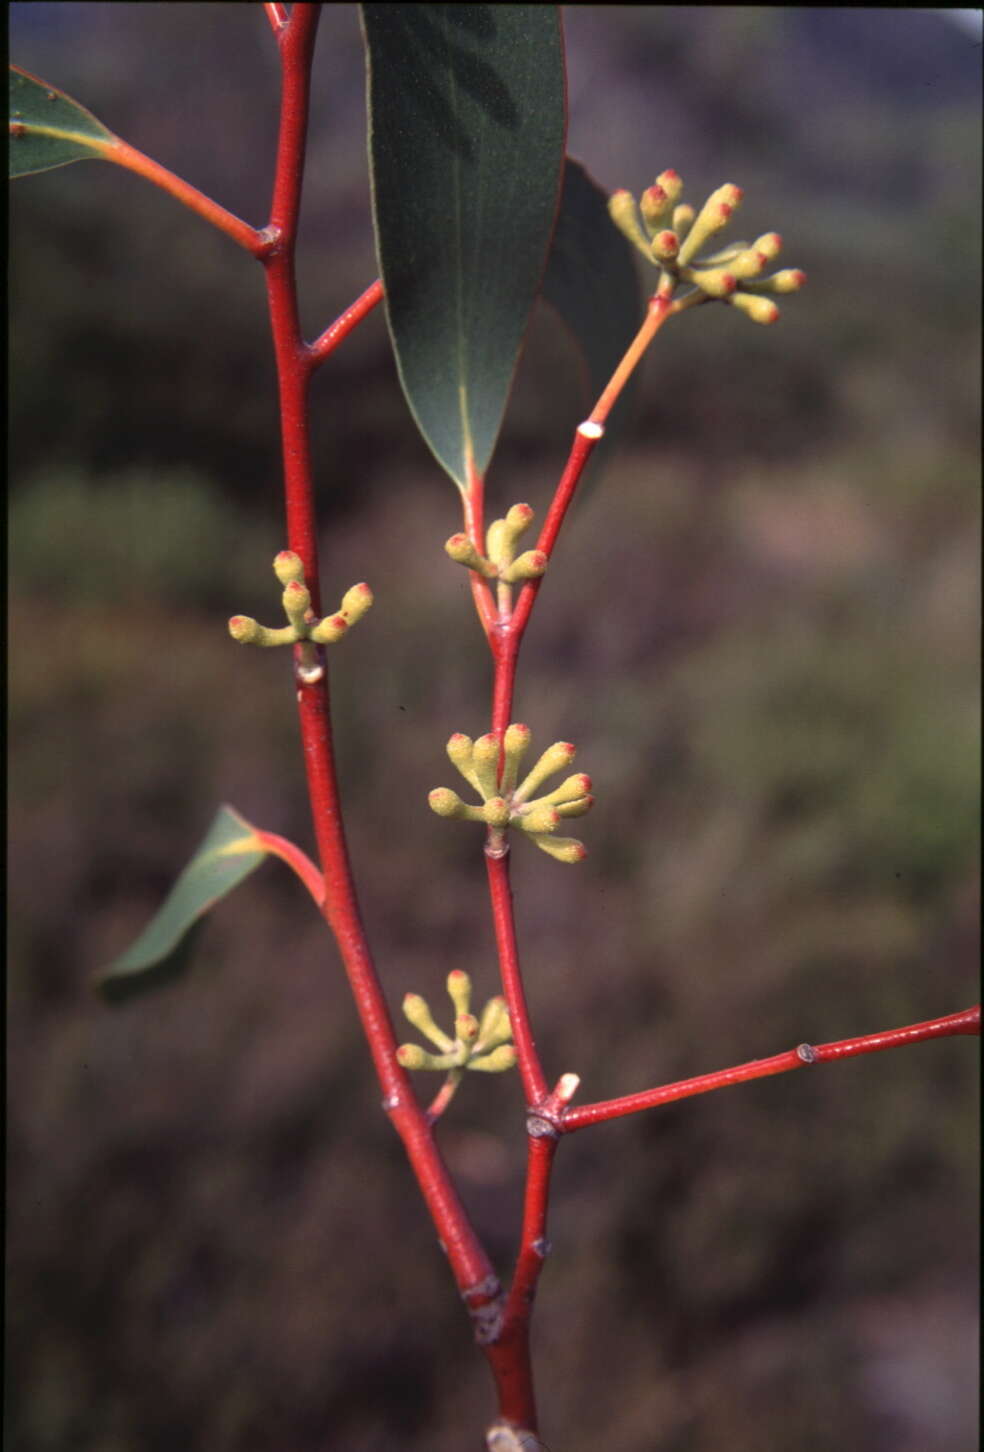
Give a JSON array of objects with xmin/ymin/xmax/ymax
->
[
  {"xmin": 228, "ymin": 551, "xmax": 373, "ymax": 682},
  {"xmin": 444, "ymin": 502, "xmax": 547, "ymax": 583},
  {"xmin": 608, "ymin": 169, "xmax": 806, "ymax": 324},
  {"xmin": 429, "ymin": 723, "xmax": 593, "ymax": 863},
  {"xmin": 396, "ymin": 971, "xmax": 516, "ymax": 1074}
]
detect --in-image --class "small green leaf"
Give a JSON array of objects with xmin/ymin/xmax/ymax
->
[
  {"xmin": 9, "ymin": 64, "xmax": 116, "ymax": 178},
  {"xmin": 541, "ymin": 158, "xmax": 644, "ymax": 481},
  {"xmin": 97, "ymin": 805, "xmax": 268, "ymax": 1002},
  {"xmin": 361, "ymin": 4, "xmax": 566, "ymax": 490}
]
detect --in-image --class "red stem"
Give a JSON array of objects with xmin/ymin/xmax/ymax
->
[
  {"xmin": 485, "ymin": 851, "xmax": 548, "ymax": 1105},
  {"xmin": 260, "ymin": 0, "xmax": 504, "ymax": 1362},
  {"xmin": 307, "ymin": 278, "xmax": 384, "ymax": 368},
  {"xmin": 561, "ymin": 1004, "xmax": 982, "ymax": 1131}
]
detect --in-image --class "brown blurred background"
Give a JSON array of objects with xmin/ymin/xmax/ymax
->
[{"xmin": 8, "ymin": 6, "xmax": 980, "ymax": 1450}]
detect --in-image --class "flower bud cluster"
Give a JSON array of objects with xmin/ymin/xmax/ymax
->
[
  {"xmin": 228, "ymin": 551, "xmax": 373, "ymax": 663},
  {"xmin": 608, "ymin": 169, "xmax": 805, "ymax": 324},
  {"xmin": 396, "ymin": 971, "xmax": 516, "ymax": 1073},
  {"xmin": 429, "ymin": 723, "xmax": 593, "ymax": 864},
  {"xmin": 444, "ymin": 503, "xmax": 547, "ymax": 584}
]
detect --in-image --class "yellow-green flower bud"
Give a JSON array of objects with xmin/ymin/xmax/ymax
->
[
  {"xmin": 672, "ymin": 203, "xmax": 696, "ymax": 237},
  {"xmin": 273, "ymin": 550, "xmax": 305, "ymax": 586},
  {"xmin": 228, "ymin": 616, "xmax": 297, "ymax": 647},
  {"xmin": 500, "ymin": 550, "xmax": 548, "ymax": 584},
  {"xmin": 640, "ymin": 183, "xmax": 671, "ymax": 233},
  {"xmin": 282, "ymin": 579, "xmax": 312, "ymax": 630},
  {"xmin": 476, "ymin": 996, "xmax": 512, "ymax": 1051},
  {"xmin": 539, "ymin": 772, "xmax": 592, "ymax": 806},
  {"xmin": 482, "ymin": 796, "xmax": 512, "ymax": 830},
  {"xmin": 725, "ymin": 247, "xmax": 770, "ymax": 281},
  {"xmin": 446, "ymin": 733, "xmax": 482, "ymax": 794},
  {"xmin": 403, "ymin": 992, "xmax": 455, "ymax": 1051},
  {"xmin": 396, "ymin": 1043, "xmax": 430, "ymax": 1070},
  {"xmin": 554, "ymin": 794, "xmax": 594, "ymax": 819},
  {"xmin": 428, "ymin": 787, "xmax": 467, "ymax": 818},
  {"xmin": 472, "ymin": 734, "xmax": 501, "ymax": 799},
  {"xmin": 608, "ymin": 189, "xmax": 649, "ymax": 255},
  {"xmin": 753, "ymin": 232, "xmax": 782, "ymax": 262},
  {"xmin": 532, "ymin": 834, "xmax": 587, "ymax": 864},
  {"xmin": 500, "ymin": 723, "xmax": 532, "ymax": 795},
  {"xmin": 650, "ymin": 229, "xmax": 679, "ymax": 263},
  {"xmin": 514, "ymin": 741, "xmax": 577, "ymax": 803},
  {"xmin": 340, "ymin": 582, "xmax": 373, "ymax": 623},
  {"xmin": 487, "ymin": 506, "xmax": 534, "ymax": 572},
  {"xmin": 228, "ymin": 614, "xmax": 261, "ymax": 644},
  {"xmin": 310, "ymin": 613, "xmax": 348, "ymax": 644},
  {"xmin": 677, "ymin": 183, "xmax": 743, "ymax": 266},
  {"xmin": 445, "ymin": 533, "xmax": 495, "ymax": 576},
  {"xmin": 685, "ymin": 265, "xmax": 738, "ymax": 298},
  {"xmin": 455, "ymin": 1012, "xmax": 480, "ymax": 1044},
  {"xmin": 769, "ymin": 268, "xmax": 806, "ymax": 293},
  {"xmin": 468, "ymin": 1044, "xmax": 518, "ymax": 1073},
  {"xmin": 515, "ymin": 802, "xmax": 561, "ymax": 835},
  {"xmin": 728, "ymin": 292, "xmax": 780, "ymax": 325},
  {"xmin": 447, "ymin": 969, "xmax": 472, "ymax": 1019},
  {"xmin": 655, "ymin": 168, "xmax": 684, "ymax": 207}
]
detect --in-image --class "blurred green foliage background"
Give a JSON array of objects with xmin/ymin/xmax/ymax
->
[{"xmin": 8, "ymin": 6, "xmax": 980, "ymax": 1450}]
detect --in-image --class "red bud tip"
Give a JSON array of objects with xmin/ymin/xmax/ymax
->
[
  {"xmin": 329, "ymin": 615, "xmax": 347, "ymax": 630},
  {"xmin": 575, "ymin": 774, "xmax": 592, "ymax": 792},
  {"xmin": 448, "ymin": 970, "xmax": 468, "ymax": 984},
  {"xmin": 571, "ymin": 844, "xmax": 588, "ymax": 862},
  {"xmin": 660, "ymin": 168, "xmax": 680, "ymax": 182},
  {"xmin": 448, "ymin": 533, "xmax": 468, "ymax": 548},
  {"xmin": 791, "ymin": 270, "xmax": 806, "ymax": 286},
  {"xmin": 229, "ymin": 616, "xmax": 246, "ymax": 627},
  {"xmin": 285, "ymin": 580, "xmax": 306, "ymax": 597},
  {"xmin": 721, "ymin": 273, "xmax": 737, "ymax": 294},
  {"xmin": 275, "ymin": 550, "xmax": 294, "ymax": 564},
  {"xmin": 449, "ymin": 732, "xmax": 470, "ymax": 746},
  {"xmin": 718, "ymin": 203, "xmax": 734, "ymax": 222},
  {"xmin": 528, "ymin": 551, "xmax": 547, "ymax": 569},
  {"xmin": 642, "ymin": 185, "xmax": 667, "ymax": 207}
]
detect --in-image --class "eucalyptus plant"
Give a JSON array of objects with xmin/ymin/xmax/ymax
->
[{"xmin": 9, "ymin": 6, "xmax": 979, "ymax": 1447}]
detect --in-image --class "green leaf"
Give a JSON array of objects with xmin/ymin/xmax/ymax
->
[
  {"xmin": 541, "ymin": 158, "xmax": 644, "ymax": 481},
  {"xmin": 361, "ymin": 4, "xmax": 566, "ymax": 490},
  {"xmin": 97, "ymin": 805, "xmax": 268, "ymax": 1002},
  {"xmin": 9, "ymin": 64, "xmax": 117, "ymax": 178}
]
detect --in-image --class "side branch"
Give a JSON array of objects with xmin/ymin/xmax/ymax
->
[
  {"xmin": 307, "ymin": 279, "xmax": 384, "ymax": 369},
  {"xmin": 561, "ymin": 1004, "xmax": 981, "ymax": 1132},
  {"xmin": 106, "ymin": 139, "xmax": 267, "ymax": 256}
]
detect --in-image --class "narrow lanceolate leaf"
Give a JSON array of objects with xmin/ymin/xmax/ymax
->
[
  {"xmin": 361, "ymin": 5, "xmax": 566, "ymax": 491},
  {"xmin": 97, "ymin": 805, "xmax": 269, "ymax": 1002},
  {"xmin": 9, "ymin": 65, "xmax": 117, "ymax": 178},
  {"xmin": 542, "ymin": 158, "xmax": 644, "ymax": 480}
]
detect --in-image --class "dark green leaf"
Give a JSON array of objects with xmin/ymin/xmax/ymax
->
[
  {"xmin": 97, "ymin": 805, "xmax": 268, "ymax": 1002},
  {"xmin": 9, "ymin": 64, "xmax": 116, "ymax": 178},
  {"xmin": 361, "ymin": 4, "xmax": 566, "ymax": 490},
  {"xmin": 541, "ymin": 158, "xmax": 644, "ymax": 482}
]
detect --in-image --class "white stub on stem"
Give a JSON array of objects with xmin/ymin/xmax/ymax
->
[{"xmin": 577, "ymin": 420, "xmax": 605, "ymax": 440}]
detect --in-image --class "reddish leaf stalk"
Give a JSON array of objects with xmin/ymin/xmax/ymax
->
[
  {"xmin": 253, "ymin": 828, "xmax": 324, "ymax": 906},
  {"xmin": 107, "ymin": 137, "xmax": 267, "ymax": 256},
  {"xmin": 561, "ymin": 1004, "xmax": 982, "ymax": 1132}
]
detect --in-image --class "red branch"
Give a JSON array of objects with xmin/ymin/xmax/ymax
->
[
  {"xmin": 258, "ymin": 0, "xmax": 511, "ymax": 1417},
  {"xmin": 560, "ymin": 1004, "xmax": 982, "ymax": 1131},
  {"xmin": 307, "ymin": 278, "xmax": 384, "ymax": 368}
]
